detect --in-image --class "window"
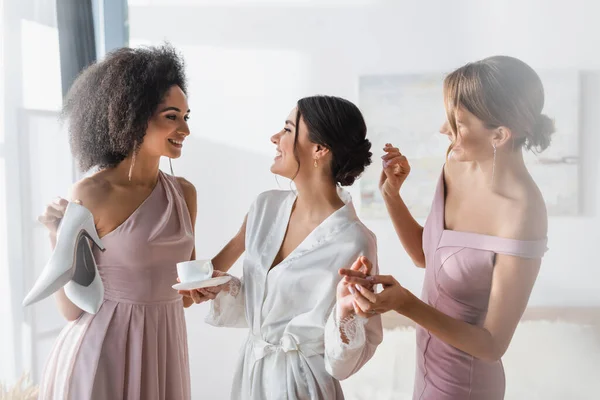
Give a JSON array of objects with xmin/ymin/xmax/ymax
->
[{"xmin": 1, "ymin": 0, "xmax": 70, "ymax": 384}]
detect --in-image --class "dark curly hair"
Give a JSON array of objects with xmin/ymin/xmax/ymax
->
[
  {"xmin": 62, "ymin": 43, "xmax": 187, "ymax": 171},
  {"xmin": 295, "ymin": 95, "xmax": 372, "ymax": 186}
]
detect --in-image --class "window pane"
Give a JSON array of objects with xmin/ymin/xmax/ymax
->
[
  {"xmin": 0, "ymin": 157, "xmax": 14, "ymax": 382},
  {"xmin": 21, "ymin": 20, "xmax": 62, "ymax": 111},
  {"xmin": 25, "ymin": 111, "xmax": 72, "ymax": 222}
]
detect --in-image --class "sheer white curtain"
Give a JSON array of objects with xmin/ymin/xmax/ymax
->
[
  {"xmin": 0, "ymin": 0, "xmax": 12, "ymax": 386},
  {"xmin": 1, "ymin": 0, "xmax": 70, "ymax": 386}
]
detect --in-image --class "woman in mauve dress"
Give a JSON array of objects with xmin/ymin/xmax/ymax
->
[
  {"xmin": 343, "ymin": 55, "xmax": 552, "ymax": 400},
  {"xmin": 36, "ymin": 44, "xmax": 196, "ymax": 400}
]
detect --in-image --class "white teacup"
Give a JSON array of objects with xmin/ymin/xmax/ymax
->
[{"xmin": 176, "ymin": 260, "xmax": 213, "ymax": 283}]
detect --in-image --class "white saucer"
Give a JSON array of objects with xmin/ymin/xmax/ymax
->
[{"xmin": 172, "ymin": 275, "xmax": 232, "ymax": 291}]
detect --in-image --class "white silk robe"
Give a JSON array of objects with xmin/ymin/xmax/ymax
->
[{"xmin": 206, "ymin": 189, "xmax": 383, "ymax": 400}]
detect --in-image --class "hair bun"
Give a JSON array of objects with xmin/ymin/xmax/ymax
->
[
  {"xmin": 528, "ymin": 113, "xmax": 555, "ymax": 152},
  {"xmin": 296, "ymin": 95, "xmax": 372, "ymax": 187},
  {"xmin": 335, "ymin": 139, "xmax": 373, "ymax": 186}
]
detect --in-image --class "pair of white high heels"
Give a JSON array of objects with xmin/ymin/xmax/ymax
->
[{"xmin": 23, "ymin": 202, "xmax": 106, "ymax": 314}]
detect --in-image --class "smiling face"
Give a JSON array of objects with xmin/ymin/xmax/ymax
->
[
  {"xmin": 269, "ymin": 96, "xmax": 372, "ymax": 187},
  {"xmin": 141, "ymin": 85, "xmax": 190, "ymax": 159},
  {"xmin": 269, "ymin": 106, "xmax": 315, "ymax": 180}
]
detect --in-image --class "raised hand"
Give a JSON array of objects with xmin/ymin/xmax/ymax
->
[{"xmin": 379, "ymin": 143, "xmax": 410, "ymax": 197}]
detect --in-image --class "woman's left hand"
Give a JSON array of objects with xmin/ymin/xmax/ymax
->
[
  {"xmin": 343, "ymin": 274, "xmax": 416, "ymax": 317},
  {"xmin": 336, "ymin": 256, "xmax": 374, "ymax": 320},
  {"xmin": 178, "ymin": 271, "xmax": 230, "ymax": 306},
  {"xmin": 179, "ymin": 285, "xmax": 220, "ymax": 306}
]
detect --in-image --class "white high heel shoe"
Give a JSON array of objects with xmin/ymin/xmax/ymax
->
[
  {"xmin": 63, "ymin": 236, "xmax": 105, "ymax": 314},
  {"xmin": 23, "ymin": 202, "xmax": 105, "ymax": 307}
]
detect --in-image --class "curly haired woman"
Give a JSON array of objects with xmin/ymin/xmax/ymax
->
[{"xmin": 36, "ymin": 44, "xmax": 196, "ymax": 400}]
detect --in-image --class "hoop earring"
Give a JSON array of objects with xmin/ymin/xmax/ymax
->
[
  {"xmin": 313, "ymin": 159, "xmax": 318, "ymax": 168},
  {"xmin": 128, "ymin": 141, "xmax": 137, "ymax": 182},
  {"xmin": 491, "ymin": 142, "xmax": 497, "ymax": 185},
  {"xmin": 169, "ymin": 158, "xmax": 174, "ymax": 176}
]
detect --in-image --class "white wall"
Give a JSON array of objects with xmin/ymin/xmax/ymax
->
[{"xmin": 130, "ymin": 1, "xmax": 599, "ymax": 398}]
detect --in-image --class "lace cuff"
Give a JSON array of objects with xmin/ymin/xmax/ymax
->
[
  {"xmin": 205, "ymin": 275, "xmax": 247, "ymax": 328},
  {"xmin": 325, "ymin": 306, "xmax": 368, "ymax": 360},
  {"xmin": 226, "ymin": 275, "xmax": 241, "ymax": 298}
]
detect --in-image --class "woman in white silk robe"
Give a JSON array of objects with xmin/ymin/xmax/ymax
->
[
  {"xmin": 207, "ymin": 188, "xmax": 381, "ymax": 399},
  {"xmin": 182, "ymin": 95, "xmax": 382, "ymax": 399}
]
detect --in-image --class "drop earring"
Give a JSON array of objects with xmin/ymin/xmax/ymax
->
[
  {"xmin": 128, "ymin": 141, "xmax": 137, "ymax": 182},
  {"xmin": 169, "ymin": 158, "xmax": 174, "ymax": 175},
  {"xmin": 313, "ymin": 159, "xmax": 318, "ymax": 168},
  {"xmin": 491, "ymin": 142, "xmax": 497, "ymax": 185}
]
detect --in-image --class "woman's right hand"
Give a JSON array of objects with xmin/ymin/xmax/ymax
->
[
  {"xmin": 37, "ymin": 198, "xmax": 74, "ymax": 246},
  {"xmin": 379, "ymin": 143, "xmax": 410, "ymax": 197}
]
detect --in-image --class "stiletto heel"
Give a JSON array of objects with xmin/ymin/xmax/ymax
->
[
  {"xmin": 82, "ymin": 222, "xmax": 105, "ymax": 252},
  {"xmin": 72, "ymin": 203, "xmax": 105, "ymax": 252},
  {"xmin": 23, "ymin": 202, "xmax": 106, "ymax": 307}
]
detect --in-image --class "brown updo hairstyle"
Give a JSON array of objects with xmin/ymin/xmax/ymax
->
[
  {"xmin": 294, "ymin": 95, "xmax": 372, "ymax": 186},
  {"xmin": 443, "ymin": 55, "xmax": 555, "ymax": 153}
]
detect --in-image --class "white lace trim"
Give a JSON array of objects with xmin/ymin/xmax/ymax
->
[
  {"xmin": 339, "ymin": 314, "xmax": 368, "ymax": 350},
  {"xmin": 227, "ymin": 275, "xmax": 241, "ymax": 298},
  {"xmin": 205, "ymin": 275, "xmax": 243, "ymax": 327},
  {"xmin": 326, "ymin": 307, "xmax": 368, "ymax": 360}
]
